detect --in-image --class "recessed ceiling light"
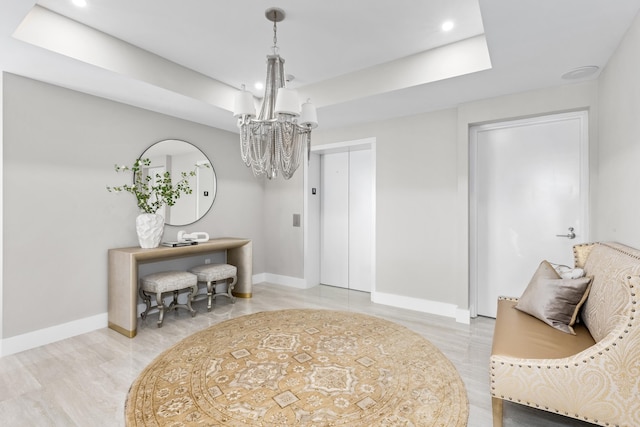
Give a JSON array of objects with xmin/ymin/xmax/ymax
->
[
  {"xmin": 72, "ymin": 0, "xmax": 87, "ymax": 7},
  {"xmin": 442, "ymin": 21, "xmax": 454, "ymax": 32},
  {"xmin": 561, "ymin": 65, "xmax": 600, "ymax": 80}
]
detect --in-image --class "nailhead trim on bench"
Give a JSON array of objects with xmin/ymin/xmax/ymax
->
[{"xmin": 491, "ymin": 243, "xmax": 638, "ymax": 426}]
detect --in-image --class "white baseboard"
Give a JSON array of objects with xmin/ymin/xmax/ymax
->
[
  {"xmin": 455, "ymin": 308, "xmax": 471, "ymax": 324},
  {"xmin": 252, "ymin": 273, "xmax": 267, "ymax": 284},
  {"xmin": 1, "ymin": 312, "xmax": 108, "ymax": 357},
  {"xmin": 260, "ymin": 273, "xmax": 312, "ymax": 289},
  {"xmin": 372, "ymin": 291, "xmax": 470, "ymax": 324},
  {"xmin": 0, "ymin": 281, "xmax": 470, "ymax": 357}
]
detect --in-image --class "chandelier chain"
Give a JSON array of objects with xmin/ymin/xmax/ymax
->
[{"xmin": 272, "ymin": 17, "xmax": 278, "ymax": 54}]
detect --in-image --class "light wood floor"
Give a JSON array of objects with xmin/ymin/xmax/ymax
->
[{"xmin": 0, "ymin": 283, "xmax": 595, "ymax": 426}]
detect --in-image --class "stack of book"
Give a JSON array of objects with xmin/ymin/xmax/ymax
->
[{"xmin": 161, "ymin": 241, "xmax": 199, "ymax": 247}]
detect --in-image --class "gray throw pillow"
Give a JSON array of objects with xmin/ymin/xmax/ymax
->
[{"xmin": 515, "ymin": 260, "xmax": 593, "ymax": 334}]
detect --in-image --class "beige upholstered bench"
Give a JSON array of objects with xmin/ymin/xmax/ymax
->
[
  {"xmin": 189, "ymin": 263, "xmax": 237, "ymax": 311},
  {"xmin": 490, "ymin": 242, "xmax": 640, "ymax": 427},
  {"xmin": 139, "ymin": 271, "xmax": 198, "ymax": 327}
]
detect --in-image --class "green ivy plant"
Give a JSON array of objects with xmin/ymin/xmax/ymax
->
[{"xmin": 107, "ymin": 158, "xmax": 203, "ymax": 214}]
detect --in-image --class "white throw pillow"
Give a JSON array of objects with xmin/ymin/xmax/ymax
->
[{"xmin": 551, "ymin": 263, "xmax": 585, "ymax": 279}]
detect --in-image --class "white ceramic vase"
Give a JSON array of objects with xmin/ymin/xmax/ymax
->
[{"xmin": 136, "ymin": 213, "xmax": 165, "ymax": 248}]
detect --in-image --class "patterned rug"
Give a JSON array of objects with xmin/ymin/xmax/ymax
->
[{"xmin": 125, "ymin": 309, "xmax": 468, "ymax": 426}]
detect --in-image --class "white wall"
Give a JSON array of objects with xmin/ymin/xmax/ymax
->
[
  {"xmin": 456, "ymin": 81, "xmax": 599, "ymax": 311},
  {"xmin": 0, "ymin": 73, "xmax": 4, "ymax": 352},
  {"xmin": 262, "ymin": 164, "xmax": 305, "ymax": 285},
  {"xmin": 312, "ymin": 82, "xmax": 599, "ymax": 318},
  {"xmin": 596, "ymin": 11, "xmax": 640, "ymax": 248},
  {"xmin": 314, "ymin": 109, "xmax": 461, "ymax": 309},
  {"xmin": 304, "ymin": 152, "xmax": 321, "ymax": 288},
  {"xmin": 2, "ymin": 73, "xmax": 265, "ymax": 340},
  {"xmin": 4, "ymin": 5, "xmax": 640, "ymax": 346}
]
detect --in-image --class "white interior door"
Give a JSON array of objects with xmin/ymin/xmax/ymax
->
[{"xmin": 471, "ymin": 111, "xmax": 589, "ymax": 317}]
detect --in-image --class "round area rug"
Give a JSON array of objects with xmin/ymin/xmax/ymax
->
[{"xmin": 125, "ymin": 309, "xmax": 468, "ymax": 426}]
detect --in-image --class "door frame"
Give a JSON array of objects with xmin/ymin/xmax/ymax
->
[
  {"xmin": 303, "ymin": 137, "xmax": 376, "ymax": 293},
  {"xmin": 469, "ymin": 111, "xmax": 590, "ymax": 317}
]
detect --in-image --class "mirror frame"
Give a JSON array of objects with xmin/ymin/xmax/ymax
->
[{"xmin": 138, "ymin": 139, "xmax": 217, "ymax": 226}]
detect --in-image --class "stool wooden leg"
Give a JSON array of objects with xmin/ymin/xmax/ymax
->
[
  {"xmin": 169, "ymin": 290, "xmax": 179, "ymax": 310},
  {"xmin": 206, "ymin": 281, "xmax": 213, "ymax": 311},
  {"xmin": 139, "ymin": 288, "xmax": 152, "ymax": 320},
  {"xmin": 155, "ymin": 291, "xmax": 165, "ymax": 328},
  {"xmin": 227, "ymin": 276, "xmax": 237, "ymax": 303},
  {"xmin": 187, "ymin": 285, "xmax": 198, "ymax": 317},
  {"xmin": 212, "ymin": 276, "xmax": 237, "ymax": 303}
]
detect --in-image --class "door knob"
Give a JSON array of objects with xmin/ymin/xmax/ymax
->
[{"xmin": 556, "ymin": 227, "xmax": 576, "ymax": 239}]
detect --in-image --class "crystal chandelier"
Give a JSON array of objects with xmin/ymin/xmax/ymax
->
[{"xmin": 233, "ymin": 7, "xmax": 318, "ymax": 180}]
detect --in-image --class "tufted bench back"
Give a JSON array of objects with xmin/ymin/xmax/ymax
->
[{"xmin": 576, "ymin": 242, "xmax": 640, "ymax": 342}]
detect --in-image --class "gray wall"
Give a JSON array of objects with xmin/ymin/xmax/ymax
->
[
  {"xmin": 263, "ymin": 165, "xmax": 305, "ymax": 279},
  {"xmin": 4, "ymin": 7, "xmax": 640, "ymax": 342},
  {"xmin": 455, "ymin": 82, "xmax": 599, "ymax": 310},
  {"xmin": 597, "ymin": 11, "xmax": 640, "ymax": 248},
  {"xmin": 313, "ymin": 109, "xmax": 460, "ymax": 306},
  {"xmin": 3, "ymin": 73, "xmax": 264, "ymax": 338},
  {"xmin": 311, "ymin": 82, "xmax": 598, "ymax": 311}
]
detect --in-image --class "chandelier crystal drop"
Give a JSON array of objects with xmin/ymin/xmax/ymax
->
[{"xmin": 233, "ymin": 7, "xmax": 318, "ymax": 180}]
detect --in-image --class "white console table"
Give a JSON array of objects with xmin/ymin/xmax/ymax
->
[{"xmin": 108, "ymin": 237, "xmax": 252, "ymax": 338}]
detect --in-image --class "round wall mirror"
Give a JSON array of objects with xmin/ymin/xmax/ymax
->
[{"xmin": 139, "ymin": 139, "xmax": 216, "ymax": 226}]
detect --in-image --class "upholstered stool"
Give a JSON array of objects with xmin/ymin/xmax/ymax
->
[
  {"xmin": 139, "ymin": 271, "xmax": 198, "ymax": 327},
  {"xmin": 189, "ymin": 264, "xmax": 238, "ymax": 311}
]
